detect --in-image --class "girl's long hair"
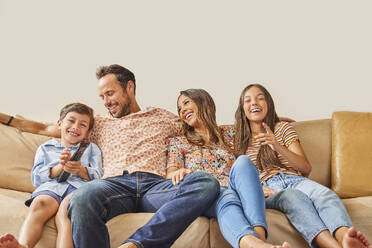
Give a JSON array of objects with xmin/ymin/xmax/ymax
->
[
  {"xmin": 178, "ymin": 89, "xmax": 228, "ymax": 149},
  {"xmin": 234, "ymin": 84, "xmax": 282, "ymax": 171}
]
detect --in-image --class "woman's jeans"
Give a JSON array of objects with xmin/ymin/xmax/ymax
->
[
  {"xmin": 264, "ymin": 173, "xmax": 352, "ymax": 248},
  {"xmin": 67, "ymin": 170, "xmax": 220, "ymax": 248},
  {"xmin": 203, "ymin": 155, "xmax": 268, "ymax": 248}
]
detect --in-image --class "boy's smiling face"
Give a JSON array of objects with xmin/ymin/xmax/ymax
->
[{"xmin": 58, "ymin": 111, "xmax": 90, "ymax": 146}]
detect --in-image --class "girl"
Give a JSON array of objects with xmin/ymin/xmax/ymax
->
[
  {"xmin": 234, "ymin": 84, "xmax": 370, "ymax": 248},
  {"xmin": 166, "ymin": 88, "xmax": 291, "ymax": 248}
]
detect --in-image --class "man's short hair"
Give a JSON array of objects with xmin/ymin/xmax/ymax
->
[
  {"xmin": 59, "ymin": 103, "xmax": 95, "ymax": 130},
  {"xmin": 96, "ymin": 64, "xmax": 136, "ymax": 94}
]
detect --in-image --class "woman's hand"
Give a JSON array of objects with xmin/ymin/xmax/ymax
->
[
  {"xmin": 254, "ymin": 123, "xmax": 281, "ymax": 151},
  {"xmin": 168, "ymin": 168, "xmax": 193, "ymax": 185},
  {"xmin": 263, "ymin": 186, "xmax": 277, "ymax": 198}
]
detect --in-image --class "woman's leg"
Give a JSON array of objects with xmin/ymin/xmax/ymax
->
[
  {"xmin": 55, "ymin": 193, "xmax": 74, "ymax": 248},
  {"xmin": 228, "ymin": 156, "xmax": 267, "ymax": 234},
  {"xmin": 213, "ymin": 187, "xmax": 290, "ymax": 248},
  {"xmin": 15, "ymin": 195, "xmax": 59, "ymax": 248}
]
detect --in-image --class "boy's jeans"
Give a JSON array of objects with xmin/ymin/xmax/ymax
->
[
  {"xmin": 67, "ymin": 170, "xmax": 219, "ymax": 248},
  {"xmin": 265, "ymin": 173, "xmax": 352, "ymax": 247}
]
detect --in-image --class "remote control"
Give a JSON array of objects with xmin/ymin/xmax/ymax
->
[{"xmin": 57, "ymin": 142, "xmax": 89, "ymax": 183}]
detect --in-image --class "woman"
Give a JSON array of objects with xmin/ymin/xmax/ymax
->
[
  {"xmin": 233, "ymin": 84, "xmax": 370, "ymax": 248},
  {"xmin": 166, "ymin": 88, "xmax": 291, "ymax": 248}
]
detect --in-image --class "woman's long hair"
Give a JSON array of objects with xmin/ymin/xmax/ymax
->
[
  {"xmin": 234, "ymin": 84, "xmax": 282, "ymax": 171},
  {"xmin": 178, "ymin": 89, "xmax": 228, "ymax": 149}
]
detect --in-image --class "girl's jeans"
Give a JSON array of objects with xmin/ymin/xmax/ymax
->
[{"xmin": 264, "ymin": 173, "xmax": 352, "ymax": 247}]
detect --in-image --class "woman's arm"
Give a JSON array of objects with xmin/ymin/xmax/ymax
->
[{"xmin": 0, "ymin": 112, "xmax": 60, "ymax": 137}]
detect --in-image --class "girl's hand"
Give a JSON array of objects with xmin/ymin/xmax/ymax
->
[
  {"xmin": 263, "ymin": 186, "xmax": 277, "ymax": 198},
  {"xmin": 254, "ymin": 123, "xmax": 281, "ymax": 151},
  {"xmin": 169, "ymin": 168, "xmax": 192, "ymax": 185}
]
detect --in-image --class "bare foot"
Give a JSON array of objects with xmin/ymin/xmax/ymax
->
[
  {"xmin": 0, "ymin": 234, "xmax": 26, "ymax": 248},
  {"xmin": 118, "ymin": 242, "xmax": 137, "ymax": 248},
  {"xmin": 272, "ymin": 241, "xmax": 291, "ymax": 248},
  {"xmin": 342, "ymin": 227, "xmax": 370, "ymax": 248}
]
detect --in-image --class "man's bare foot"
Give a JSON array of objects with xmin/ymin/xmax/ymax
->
[
  {"xmin": 342, "ymin": 227, "xmax": 370, "ymax": 248},
  {"xmin": 118, "ymin": 241, "xmax": 137, "ymax": 248},
  {"xmin": 0, "ymin": 234, "xmax": 26, "ymax": 248},
  {"xmin": 272, "ymin": 241, "xmax": 291, "ymax": 248}
]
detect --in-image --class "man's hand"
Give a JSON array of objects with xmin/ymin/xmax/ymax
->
[
  {"xmin": 263, "ymin": 186, "xmax": 277, "ymax": 198},
  {"xmin": 279, "ymin": 116, "xmax": 295, "ymax": 123},
  {"xmin": 168, "ymin": 168, "xmax": 193, "ymax": 185}
]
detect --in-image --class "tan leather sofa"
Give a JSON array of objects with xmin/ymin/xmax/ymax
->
[{"xmin": 0, "ymin": 112, "xmax": 371, "ymax": 248}]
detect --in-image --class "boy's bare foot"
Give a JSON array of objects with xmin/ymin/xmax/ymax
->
[
  {"xmin": 342, "ymin": 227, "xmax": 370, "ymax": 248},
  {"xmin": 0, "ymin": 234, "xmax": 26, "ymax": 248}
]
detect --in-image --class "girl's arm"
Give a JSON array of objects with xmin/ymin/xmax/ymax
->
[{"xmin": 255, "ymin": 122, "xmax": 312, "ymax": 176}]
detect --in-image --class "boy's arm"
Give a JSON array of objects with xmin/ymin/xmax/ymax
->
[{"xmin": 0, "ymin": 112, "xmax": 60, "ymax": 138}]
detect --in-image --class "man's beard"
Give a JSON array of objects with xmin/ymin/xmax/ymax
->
[{"xmin": 110, "ymin": 99, "xmax": 131, "ymax": 118}]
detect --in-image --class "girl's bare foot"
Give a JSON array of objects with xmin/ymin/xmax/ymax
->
[
  {"xmin": 342, "ymin": 227, "xmax": 370, "ymax": 248},
  {"xmin": 0, "ymin": 234, "xmax": 26, "ymax": 248}
]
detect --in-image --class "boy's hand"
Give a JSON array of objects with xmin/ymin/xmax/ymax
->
[
  {"xmin": 63, "ymin": 160, "xmax": 83, "ymax": 175},
  {"xmin": 60, "ymin": 148, "xmax": 71, "ymax": 166}
]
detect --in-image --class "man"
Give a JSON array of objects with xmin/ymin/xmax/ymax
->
[{"xmin": 0, "ymin": 64, "xmax": 220, "ymax": 248}]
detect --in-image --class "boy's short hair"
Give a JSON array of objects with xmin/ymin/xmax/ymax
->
[{"xmin": 59, "ymin": 103, "xmax": 94, "ymax": 130}]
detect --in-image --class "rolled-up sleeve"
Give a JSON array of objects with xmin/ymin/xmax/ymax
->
[
  {"xmin": 31, "ymin": 146, "xmax": 55, "ymax": 187},
  {"xmin": 166, "ymin": 137, "xmax": 185, "ymax": 170},
  {"xmin": 85, "ymin": 143, "xmax": 103, "ymax": 180}
]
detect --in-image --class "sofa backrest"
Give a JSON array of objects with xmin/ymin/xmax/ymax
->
[
  {"xmin": 292, "ymin": 119, "xmax": 332, "ymax": 187},
  {"xmin": 0, "ymin": 123, "xmax": 51, "ymax": 193},
  {"xmin": 0, "ymin": 118, "xmax": 333, "ymax": 193}
]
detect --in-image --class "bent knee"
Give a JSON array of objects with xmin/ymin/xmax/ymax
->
[{"xmin": 231, "ymin": 155, "xmax": 257, "ymax": 173}]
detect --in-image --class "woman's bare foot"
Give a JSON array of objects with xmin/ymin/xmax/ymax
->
[
  {"xmin": 0, "ymin": 234, "xmax": 26, "ymax": 248},
  {"xmin": 342, "ymin": 227, "xmax": 370, "ymax": 248},
  {"xmin": 239, "ymin": 234, "xmax": 291, "ymax": 248},
  {"xmin": 272, "ymin": 242, "xmax": 291, "ymax": 248}
]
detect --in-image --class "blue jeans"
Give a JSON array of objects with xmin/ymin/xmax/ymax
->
[
  {"xmin": 67, "ymin": 170, "xmax": 219, "ymax": 248},
  {"xmin": 203, "ymin": 155, "xmax": 267, "ymax": 248},
  {"xmin": 264, "ymin": 173, "xmax": 352, "ymax": 248}
]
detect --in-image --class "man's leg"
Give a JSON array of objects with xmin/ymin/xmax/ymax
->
[
  {"xmin": 68, "ymin": 175, "xmax": 137, "ymax": 248},
  {"xmin": 123, "ymin": 171, "xmax": 219, "ymax": 248}
]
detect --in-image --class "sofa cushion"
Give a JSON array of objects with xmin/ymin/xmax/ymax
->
[
  {"xmin": 292, "ymin": 119, "xmax": 332, "ymax": 187},
  {"xmin": 332, "ymin": 111, "xmax": 372, "ymax": 198},
  {"xmin": 0, "ymin": 123, "xmax": 51, "ymax": 193}
]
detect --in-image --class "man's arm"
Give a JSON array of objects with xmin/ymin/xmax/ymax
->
[{"xmin": 0, "ymin": 112, "xmax": 60, "ymax": 138}]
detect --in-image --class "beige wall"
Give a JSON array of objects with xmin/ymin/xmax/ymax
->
[{"xmin": 1, "ymin": 0, "xmax": 371, "ymax": 124}]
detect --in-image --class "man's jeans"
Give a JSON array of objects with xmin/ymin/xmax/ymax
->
[
  {"xmin": 67, "ymin": 170, "xmax": 219, "ymax": 248},
  {"xmin": 265, "ymin": 173, "xmax": 352, "ymax": 248},
  {"xmin": 203, "ymin": 155, "xmax": 268, "ymax": 248}
]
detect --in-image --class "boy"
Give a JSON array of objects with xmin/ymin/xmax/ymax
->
[{"xmin": 0, "ymin": 103, "xmax": 103, "ymax": 248}]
